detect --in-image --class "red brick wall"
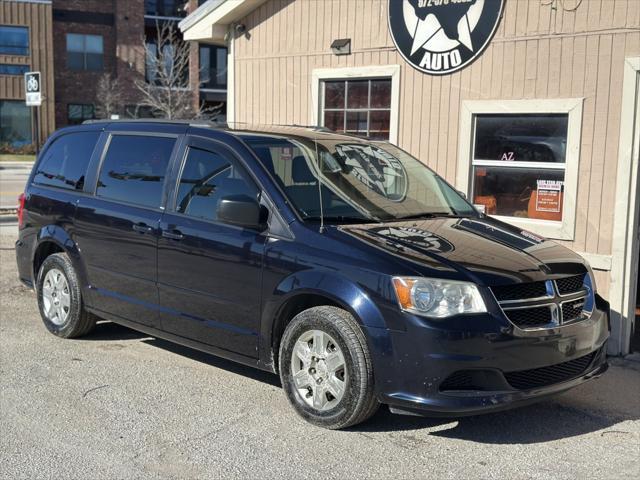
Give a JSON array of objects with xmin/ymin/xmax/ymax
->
[{"xmin": 53, "ymin": 0, "xmax": 145, "ymax": 127}]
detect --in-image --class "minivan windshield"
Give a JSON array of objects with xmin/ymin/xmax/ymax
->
[{"xmin": 242, "ymin": 133, "xmax": 478, "ymax": 223}]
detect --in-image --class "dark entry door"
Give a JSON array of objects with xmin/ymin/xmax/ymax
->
[{"xmin": 157, "ymin": 136, "xmax": 266, "ymax": 358}]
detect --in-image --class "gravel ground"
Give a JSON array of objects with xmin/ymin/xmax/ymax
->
[{"xmin": 1, "ymin": 224, "xmax": 639, "ymax": 480}]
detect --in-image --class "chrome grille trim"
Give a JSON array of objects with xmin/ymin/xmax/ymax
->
[{"xmin": 491, "ymin": 274, "xmax": 594, "ymax": 331}]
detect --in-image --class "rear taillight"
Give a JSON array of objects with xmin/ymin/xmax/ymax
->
[{"xmin": 17, "ymin": 193, "xmax": 25, "ymax": 229}]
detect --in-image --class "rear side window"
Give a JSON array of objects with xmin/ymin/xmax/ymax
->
[
  {"xmin": 33, "ymin": 132, "xmax": 99, "ymax": 190},
  {"xmin": 96, "ymin": 134, "xmax": 175, "ymax": 208},
  {"xmin": 175, "ymin": 147, "xmax": 258, "ymax": 222}
]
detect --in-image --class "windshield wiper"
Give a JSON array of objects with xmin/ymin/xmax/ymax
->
[
  {"xmin": 396, "ymin": 212, "xmax": 471, "ymax": 220},
  {"xmin": 303, "ymin": 215, "xmax": 378, "ymax": 224}
]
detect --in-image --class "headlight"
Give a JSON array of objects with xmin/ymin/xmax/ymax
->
[{"xmin": 392, "ymin": 277, "xmax": 487, "ymax": 318}]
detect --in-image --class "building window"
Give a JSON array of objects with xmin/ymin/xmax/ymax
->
[
  {"xmin": 0, "ymin": 101, "xmax": 32, "ymax": 147},
  {"xmin": 312, "ymin": 65, "xmax": 401, "ymax": 144},
  {"xmin": 0, "ymin": 64, "xmax": 30, "ymax": 75},
  {"xmin": 0, "ymin": 26, "xmax": 29, "ymax": 56},
  {"xmin": 199, "ymin": 44, "xmax": 227, "ymax": 89},
  {"xmin": 124, "ymin": 104, "xmax": 157, "ymax": 119},
  {"xmin": 321, "ymin": 79, "xmax": 392, "ymax": 140},
  {"xmin": 145, "ymin": 1, "xmax": 186, "ymax": 18},
  {"xmin": 457, "ymin": 99, "xmax": 584, "ymax": 240},
  {"xmin": 66, "ymin": 34, "xmax": 103, "ymax": 71},
  {"xmin": 68, "ymin": 104, "xmax": 95, "ymax": 125},
  {"xmin": 471, "ymin": 114, "xmax": 568, "ymax": 220}
]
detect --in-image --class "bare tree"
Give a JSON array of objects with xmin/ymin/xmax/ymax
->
[
  {"xmin": 95, "ymin": 74, "xmax": 123, "ymax": 119},
  {"xmin": 135, "ymin": 21, "xmax": 218, "ymax": 120}
]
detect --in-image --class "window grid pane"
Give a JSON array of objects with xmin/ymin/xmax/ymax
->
[
  {"xmin": 321, "ymin": 78, "xmax": 391, "ymax": 140},
  {"xmin": 66, "ymin": 34, "xmax": 103, "ymax": 71}
]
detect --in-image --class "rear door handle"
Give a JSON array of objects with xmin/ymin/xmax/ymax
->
[
  {"xmin": 133, "ymin": 223, "xmax": 154, "ymax": 234},
  {"xmin": 162, "ymin": 229, "xmax": 184, "ymax": 240}
]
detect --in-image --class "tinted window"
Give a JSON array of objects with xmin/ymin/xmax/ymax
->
[
  {"xmin": 33, "ymin": 132, "xmax": 99, "ymax": 190},
  {"xmin": 97, "ymin": 135, "xmax": 175, "ymax": 208},
  {"xmin": 0, "ymin": 26, "xmax": 29, "ymax": 55},
  {"xmin": 176, "ymin": 147, "xmax": 258, "ymax": 222},
  {"xmin": 0, "ymin": 64, "xmax": 30, "ymax": 75}
]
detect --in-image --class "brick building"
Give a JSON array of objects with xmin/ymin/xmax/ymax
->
[{"xmin": 51, "ymin": 0, "xmax": 227, "ymax": 127}]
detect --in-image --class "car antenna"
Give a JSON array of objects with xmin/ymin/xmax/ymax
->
[{"xmin": 314, "ymin": 135, "xmax": 325, "ymax": 233}]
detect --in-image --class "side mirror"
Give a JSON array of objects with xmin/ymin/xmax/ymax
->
[{"xmin": 217, "ymin": 194, "xmax": 267, "ymax": 231}]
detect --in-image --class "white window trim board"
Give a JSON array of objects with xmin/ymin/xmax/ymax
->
[
  {"xmin": 456, "ymin": 98, "xmax": 584, "ymax": 241},
  {"xmin": 609, "ymin": 56, "xmax": 640, "ymax": 356},
  {"xmin": 311, "ymin": 65, "xmax": 401, "ymax": 145}
]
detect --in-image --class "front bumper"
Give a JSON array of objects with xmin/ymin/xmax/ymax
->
[{"xmin": 367, "ymin": 298, "xmax": 610, "ymax": 417}]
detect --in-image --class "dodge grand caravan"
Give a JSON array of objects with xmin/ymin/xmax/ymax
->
[{"xmin": 16, "ymin": 121, "xmax": 609, "ymax": 429}]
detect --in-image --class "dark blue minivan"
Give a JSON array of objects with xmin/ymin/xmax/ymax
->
[{"xmin": 15, "ymin": 121, "xmax": 609, "ymax": 429}]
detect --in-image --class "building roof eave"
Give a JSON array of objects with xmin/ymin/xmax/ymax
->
[{"xmin": 179, "ymin": 0, "xmax": 267, "ymax": 43}]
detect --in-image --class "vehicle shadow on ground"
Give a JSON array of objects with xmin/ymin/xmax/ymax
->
[
  {"xmin": 85, "ymin": 321, "xmax": 638, "ymax": 444},
  {"xmin": 353, "ymin": 401, "xmax": 636, "ymax": 444},
  {"xmin": 84, "ymin": 321, "xmax": 281, "ymax": 387}
]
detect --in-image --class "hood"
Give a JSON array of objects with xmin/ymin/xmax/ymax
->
[{"xmin": 337, "ymin": 216, "xmax": 588, "ymax": 286}]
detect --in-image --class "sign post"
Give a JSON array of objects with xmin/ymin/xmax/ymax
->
[{"xmin": 24, "ymin": 71, "xmax": 42, "ymax": 154}]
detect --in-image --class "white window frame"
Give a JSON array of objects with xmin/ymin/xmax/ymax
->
[
  {"xmin": 311, "ymin": 65, "xmax": 401, "ymax": 145},
  {"xmin": 456, "ymin": 98, "xmax": 583, "ymax": 240}
]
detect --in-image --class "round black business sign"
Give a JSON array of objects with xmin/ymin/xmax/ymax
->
[{"xmin": 388, "ymin": 0, "xmax": 504, "ymax": 76}]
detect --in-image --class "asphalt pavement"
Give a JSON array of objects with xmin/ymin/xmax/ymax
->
[
  {"xmin": 0, "ymin": 162, "xmax": 32, "ymax": 210},
  {"xmin": 0, "ymin": 226, "xmax": 639, "ymax": 480}
]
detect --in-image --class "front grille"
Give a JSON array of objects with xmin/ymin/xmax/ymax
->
[
  {"xmin": 491, "ymin": 281, "xmax": 548, "ymax": 302},
  {"xmin": 556, "ymin": 274, "xmax": 586, "ymax": 295},
  {"xmin": 504, "ymin": 351, "xmax": 596, "ymax": 390},
  {"xmin": 504, "ymin": 305, "xmax": 553, "ymax": 328},
  {"xmin": 562, "ymin": 298, "xmax": 586, "ymax": 323}
]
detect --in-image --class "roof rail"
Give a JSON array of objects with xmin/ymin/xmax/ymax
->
[{"xmin": 81, "ymin": 118, "xmax": 227, "ymax": 127}]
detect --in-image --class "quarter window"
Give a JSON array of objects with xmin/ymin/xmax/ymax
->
[
  {"xmin": 67, "ymin": 34, "xmax": 103, "ymax": 71},
  {"xmin": 0, "ymin": 26, "xmax": 29, "ymax": 55},
  {"xmin": 321, "ymin": 79, "xmax": 392, "ymax": 140},
  {"xmin": 33, "ymin": 132, "xmax": 99, "ymax": 190},
  {"xmin": 96, "ymin": 135, "xmax": 175, "ymax": 208},
  {"xmin": 176, "ymin": 147, "xmax": 258, "ymax": 222},
  {"xmin": 471, "ymin": 114, "xmax": 568, "ymax": 222}
]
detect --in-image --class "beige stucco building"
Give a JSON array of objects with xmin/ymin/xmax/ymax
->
[{"xmin": 181, "ymin": 0, "xmax": 640, "ymax": 355}]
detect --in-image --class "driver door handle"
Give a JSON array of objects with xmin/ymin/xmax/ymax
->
[
  {"xmin": 162, "ymin": 229, "xmax": 184, "ymax": 241},
  {"xmin": 132, "ymin": 223, "xmax": 154, "ymax": 234}
]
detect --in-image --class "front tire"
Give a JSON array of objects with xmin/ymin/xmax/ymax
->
[
  {"xmin": 36, "ymin": 253, "xmax": 96, "ymax": 338},
  {"xmin": 279, "ymin": 306, "xmax": 379, "ymax": 429}
]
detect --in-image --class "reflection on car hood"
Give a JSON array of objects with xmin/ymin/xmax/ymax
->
[{"xmin": 338, "ymin": 216, "xmax": 587, "ymax": 285}]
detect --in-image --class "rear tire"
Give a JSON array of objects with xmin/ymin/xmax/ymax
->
[
  {"xmin": 36, "ymin": 253, "xmax": 96, "ymax": 338},
  {"xmin": 279, "ymin": 306, "xmax": 379, "ymax": 429}
]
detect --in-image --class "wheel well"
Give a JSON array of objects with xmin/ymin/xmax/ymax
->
[
  {"xmin": 271, "ymin": 294, "xmax": 340, "ymax": 370},
  {"xmin": 33, "ymin": 241, "xmax": 64, "ymax": 279}
]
